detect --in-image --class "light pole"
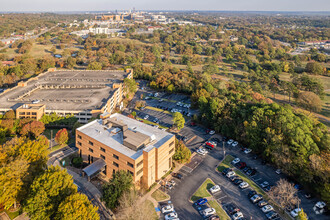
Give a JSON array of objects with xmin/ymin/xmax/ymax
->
[{"xmin": 222, "ymin": 136, "xmax": 226, "ymax": 157}]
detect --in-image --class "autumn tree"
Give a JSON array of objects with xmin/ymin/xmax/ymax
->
[
  {"xmin": 25, "ymin": 166, "xmax": 77, "ymax": 220},
  {"xmin": 269, "ymin": 179, "xmax": 299, "ymax": 211},
  {"xmin": 56, "ymin": 193, "xmax": 99, "ymax": 220},
  {"xmin": 297, "ymin": 209, "xmax": 308, "ymax": 220},
  {"xmin": 55, "ymin": 128, "xmax": 69, "ymax": 146},
  {"xmin": 20, "ymin": 121, "xmax": 45, "ymax": 138},
  {"xmin": 172, "ymin": 112, "xmax": 185, "ymax": 130},
  {"xmin": 297, "ymin": 91, "xmax": 322, "ymax": 113}
]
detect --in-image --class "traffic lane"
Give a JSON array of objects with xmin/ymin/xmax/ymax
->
[{"xmin": 226, "ymin": 145, "xmax": 327, "ymax": 220}]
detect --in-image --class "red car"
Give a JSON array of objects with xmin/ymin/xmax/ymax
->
[
  {"xmin": 205, "ymin": 141, "xmax": 216, "ymax": 148},
  {"xmin": 190, "ymin": 122, "xmax": 196, "ymax": 126},
  {"xmin": 237, "ymin": 162, "xmax": 247, "ymax": 169}
]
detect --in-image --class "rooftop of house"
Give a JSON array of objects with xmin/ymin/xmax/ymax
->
[{"xmin": 77, "ymin": 113, "xmax": 174, "ymax": 160}]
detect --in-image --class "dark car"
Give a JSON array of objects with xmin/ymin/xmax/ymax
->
[
  {"xmin": 234, "ymin": 179, "xmax": 243, "ymax": 185},
  {"xmin": 229, "ymin": 175, "xmax": 239, "ymax": 182},
  {"xmin": 237, "ymin": 162, "xmax": 247, "ymax": 169},
  {"xmin": 248, "ymin": 190, "xmax": 257, "ymax": 198},
  {"xmin": 195, "ymin": 198, "xmax": 208, "ymax": 206},
  {"xmin": 249, "ymin": 169, "xmax": 257, "ymax": 176},
  {"xmin": 222, "ymin": 168, "xmax": 231, "ymax": 175},
  {"xmin": 264, "ymin": 185, "xmax": 273, "ymax": 192},
  {"xmin": 243, "ymin": 166, "xmax": 250, "ymax": 173},
  {"xmin": 173, "ymin": 173, "xmax": 183, "ymax": 179},
  {"xmin": 222, "ymin": 136, "xmax": 228, "ymax": 141},
  {"xmin": 258, "ymin": 200, "xmax": 268, "ymax": 207},
  {"xmin": 227, "ymin": 204, "xmax": 240, "ymax": 215},
  {"xmin": 266, "ymin": 211, "xmax": 278, "ymax": 219},
  {"xmin": 210, "ymin": 138, "xmax": 220, "ymax": 143}
]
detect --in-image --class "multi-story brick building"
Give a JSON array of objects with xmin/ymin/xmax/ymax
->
[{"xmin": 76, "ymin": 113, "xmax": 175, "ymax": 188}]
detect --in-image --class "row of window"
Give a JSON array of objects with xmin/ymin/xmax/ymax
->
[{"xmin": 19, "ymin": 112, "xmax": 37, "ymax": 115}]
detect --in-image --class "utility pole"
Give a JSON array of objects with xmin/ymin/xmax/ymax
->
[
  {"xmin": 222, "ymin": 136, "xmax": 226, "ymax": 157},
  {"xmin": 50, "ymin": 130, "xmax": 53, "ymax": 150}
]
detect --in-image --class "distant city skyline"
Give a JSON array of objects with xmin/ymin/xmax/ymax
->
[{"xmin": 1, "ymin": 0, "xmax": 330, "ymax": 12}]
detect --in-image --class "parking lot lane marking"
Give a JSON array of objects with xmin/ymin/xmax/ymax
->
[
  {"xmin": 254, "ymin": 177, "xmax": 262, "ymax": 182},
  {"xmin": 217, "ymin": 195, "xmax": 227, "ymax": 201}
]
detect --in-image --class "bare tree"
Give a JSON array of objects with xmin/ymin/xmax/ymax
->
[
  {"xmin": 269, "ymin": 179, "xmax": 300, "ymax": 211},
  {"xmin": 116, "ymin": 190, "xmax": 156, "ymax": 220}
]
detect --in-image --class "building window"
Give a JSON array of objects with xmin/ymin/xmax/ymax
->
[
  {"xmin": 78, "ymin": 141, "xmax": 82, "ymax": 146},
  {"xmin": 137, "ymin": 160, "xmax": 143, "ymax": 167},
  {"xmin": 103, "ymin": 165, "xmax": 107, "ymax": 175},
  {"xmin": 127, "ymin": 170, "xmax": 133, "ymax": 176},
  {"xmin": 137, "ymin": 168, "xmax": 143, "ymax": 176},
  {"xmin": 100, "ymin": 147, "xmax": 106, "ymax": 152},
  {"xmin": 89, "ymin": 141, "xmax": 94, "ymax": 146},
  {"xmin": 27, "ymin": 112, "xmax": 31, "ymax": 115},
  {"xmin": 32, "ymin": 112, "xmax": 37, "ymax": 115},
  {"xmin": 100, "ymin": 154, "xmax": 105, "ymax": 160},
  {"xmin": 88, "ymin": 148, "xmax": 93, "ymax": 153},
  {"xmin": 127, "ymin": 162, "xmax": 134, "ymax": 168},
  {"xmin": 113, "ymin": 161, "xmax": 119, "ymax": 167},
  {"xmin": 113, "ymin": 154, "xmax": 119, "ymax": 160},
  {"xmin": 169, "ymin": 148, "xmax": 174, "ymax": 154},
  {"xmin": 169, "ymin": 141, "xmax": 174, "ymax": 147},
  {"xmin": 78, "ymin": 135, "xmax": 82, "ymax": 139}
]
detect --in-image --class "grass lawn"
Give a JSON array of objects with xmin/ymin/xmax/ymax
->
[
  {"xmin": 208, "ymin": 200, "xmax": 230, "ymax": 220},
  {"xmin": 151, "ymin": 189, "xmax": 170, "ymax": 202},
  {"xmin": 136, "ymin": 117, "xmax": 169, "ymax": 129},
  {"xmin": 143, "ymin": 200, "xmax": 158, "ymax": 220},
  {"xmin": 50, "ymin": 144, "xmax": 64, "ymax": 153},
  {"xmin": 216, "ymin": 155, "xmax": 234, "ymax": 172},
  {"xmin": 190, "ymin": 178, "xmax": 214, "ymax": 202},
  {"xmin": 4, "ymin": 209, "xmax": 20, "ymax": 220}
]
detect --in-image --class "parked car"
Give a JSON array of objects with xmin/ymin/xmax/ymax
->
[
  {"xmin": 242, "ymin": 166, "xmax": 250, "ymax": 173},
  {"xmin": 202, "ymin": 208, "xmax": 216, "ymax": 217},
  {"xmin": 208, "ymin": 215, "xmax": 220, "ymax": 220},
  {"xmin": 249, "ymin": 169, "xmax": 257, "ymax": 176},
  {"xmin": 275, "ymin": 169, "xmax": 281, "ymax": 175},
  {"xmin": 173, "ymin": 173, "xmax": 183, "ymax": 179},
  {"xmin": 248, "ymin": 190, "xmax": 257, "ymax": 198},
  {"xmin": 222, "ymin": 168, "xmax": 231, "ymax": 175},
  {"xmin": 250, "ymin": 194, "xmax": 263, "ymax": 203},
  {"xmin": 237, "ymin": 162, "xmax": 247, "ymax": 169},
  {"xmin": 262, "ymin": 205, "xmax": 274, "ymax": 213},
  {"xmin": 239, "ymin": 182, "xmax": 249, "ymax": 189},
  {"xmin": 197, "ymin": 148, "xmax": 208, "ymax": 156},
  {"xmin": 260, "ymin": 181, "xmax": 269, "ymax": 188},
  {"xmin": 232, "ymin": 212, "xmax": 244, "ymax": 220},
  {"xmin": 143, "ymin": 115, "xmax": 149, "ymax": 120},
  {"xmin": 229, "ymin": 175, "xmax": 239, "ymax": 182},
  {"xmin": 232, "ymin": 141, "xmax": 238, "ymax": 147},
  {"xmin": 32, "ymin": 99, "xmax": 40, "ymax": 104},
  {"xmin": 209, "ymin": 130, "xmax": 215, "ymax": 135},
  {"xmin": 190, "ymin": 122, "xmax": 196, "ymax": 126},
  {"xmin": 161, "ymin": 204, "xmax": 174, "ymax": 214},
  {"xmin": 233, "ymin": 179, "xmax": 243, "ymax": 185},
  {"xmin": 232, "ymin": 158, "xmax": 240, "ymax": 165},
  {"xmin": 244, "ymin": 148, "xmax": 252, "ymax": 154},
  {"xmin": 266, "ymin": 211, "xmax": 278, "ymax": 219},
  {"xmin": 195, "ymin": 198, "xmax": 208, "ymax": 206},
  {"xmin": 165, "ymin": 212, "xmax": 178, "ymax": 220},
  {"xmin": 257, "ymin": 200, "xmax": 268, "ymax": 207},
  {"xmin": 290, "ymin": 208, "xmax": 302, "ymax": 217},
  {"xmin": 226, "ymin": 171, "xmax": 236, "ymax": 178},
  {"xmin": 206, "ymin": 141, "xmax": 217, "ymax": 148},
  {"xmin": 264, "ymin": 185, "xmax": 273, "ymax": 192},
  {"xmin": 227, "ymin": 139, "xmax": 234, "ymax": 145},
  {"xmin": 209, "ymin": 185, "xmax": 221, "ymax": 194},
  {"xmin": 246, "ymin": 169, "xmax": 253, "ymax": 176},
  {"xmin": 227, "ymin": 204, "xmax": 240, "ymax": 215}
]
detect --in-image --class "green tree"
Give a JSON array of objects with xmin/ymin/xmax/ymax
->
[
  {"xmin": 124, "ymin": 78, "xmax": 137, "ymax": 94},
  {"xmin": 173, "ymin": 139, "xmax": 191, "ymax": 164},
  {"xmin": 25, "ymin": 166, "xmax": 77, "ymax": 220},
  {"xmin": 172, "ymin": 112, "xmax": 185, "ymax": 130},
  {"xmin": 102, "ymin": 170, "xmax": 133, "ymax": 210},
  {"xmin": 55, "ymin": 128, "xmax": 69, "ymax": 146},
  {"xmin": 87, "ymin": 61, "xmax": 102, "ymax": 70},
  {"xmin": 56, "ymin": 193, "xmax": 99, "ymax": 220}
]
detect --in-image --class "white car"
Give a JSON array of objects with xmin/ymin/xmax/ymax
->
[
  {"xmin": 239, "ymin": 182, "xmax": 249, "ymax": 189},
  {"xmin": 315, "ymin": 201, "xmax": 326, "ymax": 209},
  {"xmin": 165, "ymin": 212, "xmax": 178, "ymax": 220},
  {"xmin": 290, "ymin": 208, "xmax": 302, "ymax": 217},
  {"xmin": 202, "ymin": 208, "xmax": 216, "ymax": 217},
  {"xmin": 275, "ymin": 169, "xmax": 281, "ymax": 175},
  {"xmin": 209, "ymin": 185, "xmax": 221, "ymax": 194},
  {"xmin": 227, "ymin": 139, "xmax": 234, "ymax": 145},
  {"xmin": 261, "ymin": 205, "xmax": 274, "ymax": 213},
  {"xmin": 244, "ymin": 148, "xmax": 252, "ymax": 154},
  {"xmin": 176, "ymin": 102, "xmax": 181, "ymax": 106},
  {"xmin": 232, "ymin": 212, "xmax": 243, "ymax": 220},
  {"xmin": 143, "ymin": 115, "xmax": 149, "ymax": 120},
  {"xmin": 232, "ymin": 158, "xmax": 240, "ymax": 165},
  {"xmin": 32, "ymin": 99, "xmax": 40, "ymax": 104},
  {"xmin": 226, "ymin": 171, "xmax": 235, "ymax": 178},
  {"xmin": 209, "ymin": 130, "xmax": 215, "ymax": 135},
  {"xmin": 161, "ymin": 204, "xmax": 174, "ymax": 214},
  {"xmin": 197, "ymin": 148, "xmax": 208, "ymax": 156},
  {"xmin": 260, "ymin": 181, "xmax": 269, "ymax": 188},
  {"xmin": 232, "ymin": 141, "xmax": 238, "ymax": 147}
]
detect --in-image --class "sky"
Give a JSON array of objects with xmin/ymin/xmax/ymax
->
[{"xmin": 1, "ymin": 0, "xmax": 330, "ymax": 12}]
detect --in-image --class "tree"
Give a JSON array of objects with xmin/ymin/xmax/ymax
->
[
  {"xmin": 297, "ymin": 91, "xmax": 322, "ymax": 113},
  {"xmin": 3, "ymin": 110, "xmax": 15, "ymax": 119},
  {"xmin": 173, "ymin": 139, "xmax": 191, "ymax": 164},
  {"xmin": 56, "ymin": 193, "xmax": 99, "ymax": 220},
  {"xmin": 172, "ymin": 112, "xmax": 185, "ymax": 130},
  {"xmin": 131, "ymin": 111, "xmax": 137, "ymax": 118},
  {"xmin": 87, "ymin": 61, "xmax": 102, "ymax": 70},
  {"xmin": 124, "ymin": 78, "xmax": 137, "ymax": 95},
  {"xmin": 25, "ymin": 166, "xmax": 77, "ymax": 220},
  {"xmin": 0, "ymin": 158, "xmax": 28, "ymax": 209},
  {"xmin": 297, "ymin": 209, "xmax": 308, "ymax": 220},
  {"xmin": 102, "ymin": 170, "xmax": 133, "ymax": 210},
  {"xmin": 269, "ymin": 179, "xmax": 299, "ymax": 211},
  {"xmin": 55, "ymin": 128, "xmax": 69, "ymax": 146},
  {"xmin": 20, "ymin": 121, "xmax": 45, "ymax": 138},
  {"xmin": 305, "ymin": 62, "xmax": 325, "ymax": 75}
]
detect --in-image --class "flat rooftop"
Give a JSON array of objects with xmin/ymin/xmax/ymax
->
[
  {"xmin": 0, "ymin": 70, "xmax": 130, "ymax": 111},
  {"xmin": 77, "ymin": 113, "xmax": 174, "ymax": 160}
]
